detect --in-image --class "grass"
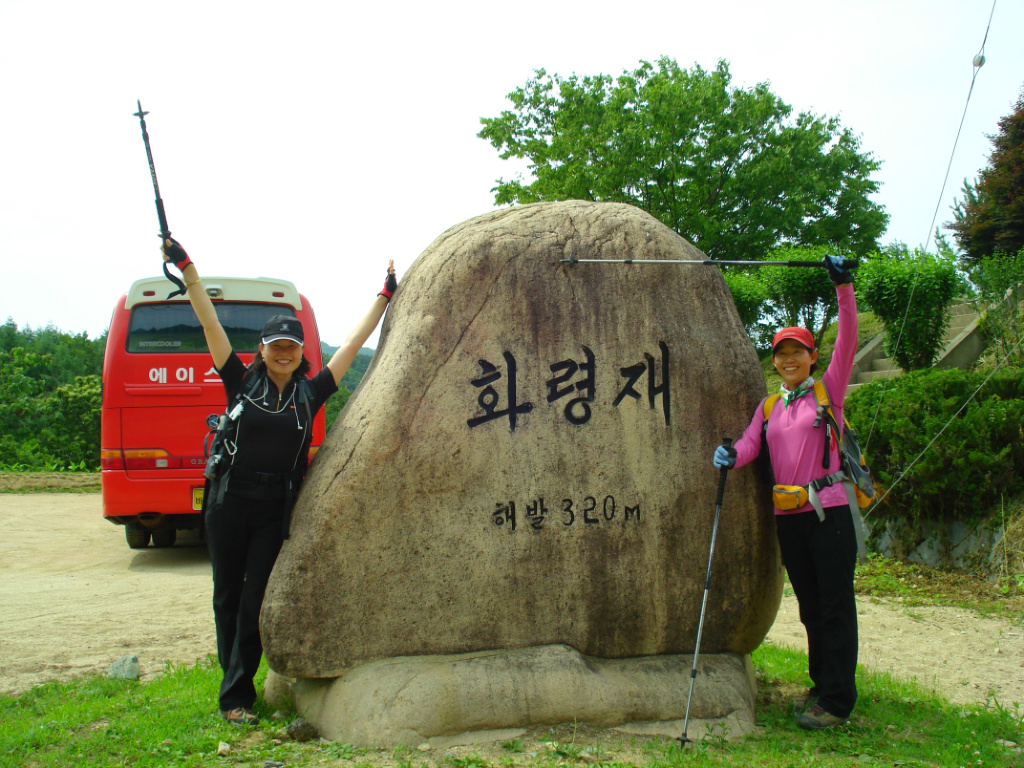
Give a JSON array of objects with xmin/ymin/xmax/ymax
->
[
  {"xmin": 855, "ymin": 553, "xmax": 1024, "ymax": 625},
  {"xmin": 4, "ymin": 554, "xmax": 1024, "ymax": 768},
  {"xmin": 2, "ymin": 644, "xmax": 1021, "ymax": 768},
  {"xmin": 0, "ymin": 472, "xmax": 99, "ymax": 493}
]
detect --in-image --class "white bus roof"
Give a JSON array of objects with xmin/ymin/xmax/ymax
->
[{"xmin": 124, "ymin": 276, "xmax": 303, "ymax": 311}]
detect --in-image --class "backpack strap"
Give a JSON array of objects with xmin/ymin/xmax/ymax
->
[
  {"xmin": 759, "ymin": 394, "xmax": 781, "ymax": 484},
  {"xmin": 812, "ymin": 380, "xmax": 842, "ymax": 470},
  {"xmin": 295, "ymin": 377, "xmax": 313, "ymax": 432},
  {"xmin": 808, "ymin": 380, "xmax": 869, "ymax": 563},
  {"xmin": 240, "ymin": 366, "xmax": 264, "ymax": 401}
]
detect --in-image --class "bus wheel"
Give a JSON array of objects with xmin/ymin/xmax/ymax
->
[
  {"xmin": 151, "ymin": 529, "xmax": 177, "ymax": 548},
  {"xmin": 126, "ymin": 525, "xmax": 151, "ymax": 549}
]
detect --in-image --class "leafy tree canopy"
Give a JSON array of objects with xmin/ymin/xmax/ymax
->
[
  {"xmin": 321, "ymin": 348, "xmax": 373, "ymax": 430},
  {"xmin": 479, "ymin": 57, "xmax": 888, "ymax": 261},
  {"xmin": 757, "ymin": 246, "xmax": 844, "ymax": 348},
  {"xmin": 0, "ymin": 318, "xmax": 105, "ymax": 389},
  {"xmin": 949, "ymin": 86, "xmax": 1024, "ymax": 261},
  {"xmin": 0, "ymin": 319, "xmax": 105, "ymax": 471}
]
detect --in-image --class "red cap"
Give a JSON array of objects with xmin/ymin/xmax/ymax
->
[{"xmin": 772, "ymin": 327, "xmax": 814, "ymax": 352}]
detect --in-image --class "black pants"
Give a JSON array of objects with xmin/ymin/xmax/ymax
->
[
  {"xmin": 205, "ymin": 485, "xmax": 286, "ymax": 711},
  {"xmin": 775, "ymin": 504, "xmax": 858, "ymax": 719}
]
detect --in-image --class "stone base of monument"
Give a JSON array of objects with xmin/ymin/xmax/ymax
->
[{"xmin": 265, "ymin": 644, "xmax": 757, "ymax": 748}]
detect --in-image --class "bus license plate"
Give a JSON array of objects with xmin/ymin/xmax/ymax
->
[{"xmin": 192, "ymin": 487, "xmax": 204, "ymax": 510}]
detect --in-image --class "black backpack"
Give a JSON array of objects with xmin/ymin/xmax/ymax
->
[{"xmin": 202, "ymin": 369, "xmax": 313, "ymax": 512}]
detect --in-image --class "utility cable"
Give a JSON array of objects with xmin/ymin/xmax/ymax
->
[{"xmin": 863, "ymin": 0, "xmax": 997, "ymax": 452}]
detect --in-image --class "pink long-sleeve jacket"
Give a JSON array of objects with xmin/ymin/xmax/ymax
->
[{"xmin": 732, "ymin": 283, "xmax": 858, "ymax": 515}]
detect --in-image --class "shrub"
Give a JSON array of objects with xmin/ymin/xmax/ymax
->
[
  {"xmin": 848, "ymin": 368, "xmax": 1024, "ymax": 524},
  {"xmin": 857, "ymin": 245, "xmax": 964, "ymax": 370}
]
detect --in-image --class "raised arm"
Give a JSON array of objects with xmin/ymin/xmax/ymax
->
[
  {"xmin": 326, "ymin": 260, "xmax": 397, "ymax": 386},
  {"xmin": 162, "ymin": 239, "xmax": 233, "ymax": 370},
  {"xmin": 821, "ymin": 254, "xmax": 858, "ymax": 406}
]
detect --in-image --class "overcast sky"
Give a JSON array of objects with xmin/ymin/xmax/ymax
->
[{"xmin": 1, "ymin": 0, "xmax": 1021, "ymax": 345}]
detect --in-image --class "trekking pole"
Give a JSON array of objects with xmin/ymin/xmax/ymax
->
[
  {"xmin": 677, "ymin": 437, "xmax": 732, "ymax": 749},
  {"xmin": 133, "ymin": 100, "xmax": 186, "ymax": 299},
  {"xmin": 561, "ymin": 256, "xmax": 859, "ymax": 269}
]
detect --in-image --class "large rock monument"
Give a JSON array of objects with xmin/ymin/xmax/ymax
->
[{"xmin": 262, "ymin": 200, "xmax": 782, "ymax": 745}]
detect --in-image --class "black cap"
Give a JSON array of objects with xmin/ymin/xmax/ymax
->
[{"xmin": 261, "ymin": 315, "xmax": 304, "ymax": 346}]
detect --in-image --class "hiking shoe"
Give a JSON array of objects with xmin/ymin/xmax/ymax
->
[
  {"xmin": 796, "ymin": 703, "xmax": 846, "ymax": 730},
  {"xmin": 795, "ymin": 693, "xmax": 818, "ymax": 714},
  {"xmin": 220, "ymin": 707, "xmax": 258, "ymax": 726}
]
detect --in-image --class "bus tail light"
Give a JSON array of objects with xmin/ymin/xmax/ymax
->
[
  {"xmin": 124, "ymin": 449, "xmax": 182, "ymax": 469},
  {"xmin": 103, "ymin": 449, "xmax": 187, "ymax": 470},
  {"xmin": 101, "ymin": 449, "xmax": 125, "ymax": 470}
]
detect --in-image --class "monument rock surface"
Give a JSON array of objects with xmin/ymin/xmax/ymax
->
[{"xmin": 262, "ymin": 201, "xmax": 781, "ymax": 679}]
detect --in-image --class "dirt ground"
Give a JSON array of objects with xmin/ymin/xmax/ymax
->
[{"xmin": 1, "ymin": 492, "xmax": 1022, "ymax": 712}]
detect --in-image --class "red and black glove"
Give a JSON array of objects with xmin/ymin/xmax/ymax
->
[
  {"xmin": 378, "ymin": 269, "xmax": 398, "ymax": 299},
  {"xmin": 162, "ymin": 238, "xmax": 193, "ymax": 272}
]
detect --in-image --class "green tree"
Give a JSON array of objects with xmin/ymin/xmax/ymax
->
[
  {"xmin": 857, "ymin": 245, "xmax": 964, "ymax": 371},
  {"xmin": 43, "ymin": 376, "xmax": 102, "ymax": 470},
  {"xmin": 0, "ymin": 318, "xmax": 105, "ymax": 387},
  {"xmin": 722, "ymin": 270, "xmax": 769, "ymax": 342},
  {"xmin": 0, "ymin": 320, "xmax": 105, "ymax": 471},
  {"xmin": 323, "ymin": 387, "xmax": 351, "ymax": 432},
  {"xmin": 948, "ymin": 87, "xmax": 1024, "ymax": 261},
  {"xmin": 757, "ymin": 246, "xmax": 845, "ymax": 350},
  {"xmin": 0, "ymin": 348, "xmax": 60, "ymax": 469},
  {"xmin": 968, "ymin": 247, "xmax": 1024, "ymax": 367},
  {"xmin": 479, "ymin": 57, "xmax": 888, "ymax": 261},
  {"xmin": 320, "ymin": 348, "xmax": 372, "ymax": 431}
]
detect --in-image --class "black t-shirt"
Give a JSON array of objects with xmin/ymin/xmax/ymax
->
[{"xmin": 218, "ymin": 352, "xmax": 337, "ymax": 475}]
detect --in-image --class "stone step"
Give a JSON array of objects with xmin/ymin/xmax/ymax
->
[
  {"xmin": 857, "ymin": 368, "xmax": 904, "ymax": 383},
  {"xmin": 946, "ymin": 315, "xmax": 975, "ymax": 333},
  {"xmin": 872, "ymin": 357, "xmax": 902, "ymax": 373},
  {"xmin": 949, "ymin": 302, "xmax": 975, "ymax": 314},
  {"xmin": 847, "ymin": 302, "xmax": 982, "ymax": 391}
]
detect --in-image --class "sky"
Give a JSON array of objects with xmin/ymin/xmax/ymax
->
[{"xmin": 1, "ymin": 0, "xmax": 1021, "ymax": 347}]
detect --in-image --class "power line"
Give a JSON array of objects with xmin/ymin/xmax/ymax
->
[{"xmin": 863, "ymin": 0, "xmax": 998, "ymax": 452}]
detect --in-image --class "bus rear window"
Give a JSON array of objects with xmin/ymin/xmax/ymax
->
[{"xmin": 127, "ymin": 303, "xmax": 297, "ymax": 353}]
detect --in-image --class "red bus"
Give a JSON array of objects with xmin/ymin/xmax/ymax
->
[{"xmin": 101, "ymin": 275, "xmax": 325, "ymax": 549}]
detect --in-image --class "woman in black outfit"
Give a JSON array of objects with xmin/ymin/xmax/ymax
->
[{"xmin": 163, "ymin": 239, "xmax": 396, "ymax": 725}]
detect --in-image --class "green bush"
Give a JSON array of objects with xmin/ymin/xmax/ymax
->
[
  {"xmin": 857, "ymin": 245, "xmax": 964, "ymax": 370},
  {"xmin": 848, "ymin": 368, "xmax": 1024, "ymax": 524}
]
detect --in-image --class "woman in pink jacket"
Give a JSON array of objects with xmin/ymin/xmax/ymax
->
[{"xmin": 713, "ymin": 254, "xmax": 859, "ymax": 731}]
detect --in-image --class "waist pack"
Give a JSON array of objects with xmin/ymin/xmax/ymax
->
[
  {"xmin": 763, "ymin": 380, "xmax": 874, "ymax": 562},
  {"xmin": 772, "ymin": 484, "xmax": 809, "ymax": 511}
]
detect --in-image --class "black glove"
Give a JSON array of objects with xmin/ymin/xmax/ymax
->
[
  {"xmin": 162, "ymin": 238, "xmax": 193, "ymax": 272},
  {"xmin": 823, "ymin": 254, "xmax": 853, "ymax": 285},
  {"xmin": 378, "ymin": 270, "xmax": 398, "ymax": 299}
]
